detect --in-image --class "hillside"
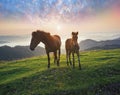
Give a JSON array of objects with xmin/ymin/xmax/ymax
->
[
  {"xmin": 0, "ymin": 46, "xmax": 45, "ymax": 60},
  {"xmin": 0, "ymin": 49, "xmax": 120, "ymax": 95},
  {"xmin": 79, "ymin": 37, "xmax": 120, "ymax": 50}
]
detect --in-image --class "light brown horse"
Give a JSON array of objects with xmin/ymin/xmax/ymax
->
[
  {"xmin": 65, "ymin": 32, "xmax": 81, "ymax": 69},
  {"xmin": 30, "ymin": 30, "xmax": 61, "ymax": 68}
]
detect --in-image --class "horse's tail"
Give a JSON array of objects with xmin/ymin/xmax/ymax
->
[{"xmin": 54, "ymin": 35, "xmax": 61, "ymax": 46}]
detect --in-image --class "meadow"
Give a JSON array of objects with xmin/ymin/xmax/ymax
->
[{"xmin": 0, "ymin": 49, "xmax": 120, "ymax": 95}]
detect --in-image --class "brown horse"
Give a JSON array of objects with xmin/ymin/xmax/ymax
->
[
  {"xmin": 30, "ymin": 30, "xmax": 61, "ymax": 68},
  {"xmin": 65, "ymin": 32, "xmax": 81, "ymax": 69}
]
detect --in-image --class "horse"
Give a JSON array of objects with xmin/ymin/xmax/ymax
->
[
  {"xmin": 30, "ymin": 30, "xmax": 61, "ymax": 68},
  {"xmin": 65, "ymin": 32, "xmax": 81, "ymax": 69}
]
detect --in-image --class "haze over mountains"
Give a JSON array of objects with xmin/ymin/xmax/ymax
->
[
  {"xmin": 0, "ymin": 35, "xmax": 30, "ymax": 47},
  {"xmin": 0, "ymin": 37, "xmax": 120, "ymax": 61},
  {"xmin": 0, "ymin": 41, "xmax": 9, "ymax": 44}
]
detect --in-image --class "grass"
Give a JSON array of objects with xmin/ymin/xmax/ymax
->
[{"xmin": 0, "ymin": 49, "xmax": 120, "ymax": 95}]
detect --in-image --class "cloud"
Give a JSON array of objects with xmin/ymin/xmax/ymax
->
[
  {"xmin": 0, "ymin": 35, "xmax": 22, "ymax": 41},
  {"xmin": 0, "ymin": 0, "xmax": 117, "ymax": 22},
  {"xmin": 0, "ymin": 41, "xmax": 9, "ymax": 44},
  {"xmin": 0, "ymin": 0, "xmax": 120, "ymax": 35}
]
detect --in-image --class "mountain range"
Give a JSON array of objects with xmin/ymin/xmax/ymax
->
[
  {"xmin": 0, "ymin": 46, "xmax": 45, "ymax": 61},
  {"xmin": 79, "ymin": 37, "xmax": 120, "ymax": 50}
]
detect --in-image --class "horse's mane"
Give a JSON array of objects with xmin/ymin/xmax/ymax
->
[
  {"xmin": 36, "ymin": 30, "xmax": 50, "ymax": 35},
  {"xmin": 37, "ymin": 30, "xmax": 44, "ymax": 33},
  {"xmin": 36, "ymin": 30, "xmax": 50, "ymax": 34}
]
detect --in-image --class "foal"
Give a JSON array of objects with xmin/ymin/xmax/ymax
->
[{"xmin": 65, "ymin": 32, "xmax": 81, "ymax": 69}]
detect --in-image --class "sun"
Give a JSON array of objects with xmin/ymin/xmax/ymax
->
[{"xmin": 57, "ymin": 25, "xmax": 61, "ymax": 31}]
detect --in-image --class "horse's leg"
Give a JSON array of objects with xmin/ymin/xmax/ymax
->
[
  {"xmin": 57, "ymin": 48, "xmax": 61, "ymax": 66},
  {"xmin": 66, "ymin": 50, "xmax": 69, "ymax": 66},
  {"xmin": 69, "ymin": 51, "xmax": 72, "ymax": 65},
  {"xmin": 77, "ymin": 51, "xmax": 81, "ymax": 70},
  {"xmin": 47, "ymin": 52, "xmax": 50, "ymax": 68},
  {"xmin": 54, "ymin": 51, "xmax": 57, "ymax": 64},
  {"xmin": 72, "ymin": 52, "xmax": 75, "ymax": 68}
]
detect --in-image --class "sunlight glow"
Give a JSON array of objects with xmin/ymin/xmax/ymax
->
[{"xmin": 57, "ymin": 25, "xmax": 61, "ymax": 31}]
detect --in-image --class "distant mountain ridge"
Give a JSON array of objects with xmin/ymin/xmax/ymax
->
[
  {"xmin": 79, "ymin": 37, "xmax": 120, "ymax": 50},
  {"xmin": 0, "ymin": 46, "xmax": 45, "ymax": 61}
]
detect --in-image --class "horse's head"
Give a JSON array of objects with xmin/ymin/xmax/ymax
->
[
  {"xmin": 72, "ymin": 32, "xmax": 79, "ymax": 47},
  {"xmin": 72, "ymin": 32, "xmax": 78, "ymax": 41},
  {"xmin": 30, "ymin": 31, "xmax": 40, "ymax": 51}
]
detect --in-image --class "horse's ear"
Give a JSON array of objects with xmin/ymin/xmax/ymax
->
[
  {"xmin": 47, "ymin": 32, "xmax": 50, "ymax": 35},
  {"xmin": 37, "ymin": 30, "xmax": 40, "ymax": 32},
  {"xmin": 76, "ymin": 32, "xmax": 78, "ymax": 35},
  {"xmin": 72, "ymin": 32, "xmax": 74, "ymax": 35},
  {"xmin": 32, "ymin": 32, "xmax": 37, "ymax": 37}
]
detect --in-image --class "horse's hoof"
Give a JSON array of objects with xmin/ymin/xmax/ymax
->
[
  {"xmin": 79, "ymin": 67, "xmax": 81, "ymax": 70},
  {"xmin": 66, "ymin": 62, "xmax": 69, "ymax": 66},
  {"xmin": 57, "ymin": 60, "xmax": 59, "ymax": 66},
  {"xmin": 57, "ymin": 63, "xmax": 60, "ymax": 66},
  {"xmin": 48, "ymin": 65, "xmax": 50, "ymax": 68},
  {"xmin": 70, "ymin": 62, "xmax": 72, "ymax": 66}
]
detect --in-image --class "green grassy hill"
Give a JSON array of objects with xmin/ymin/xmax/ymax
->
[{"xmin": 0, "ymin": 49, "xmax": 120, "ymax": 95}]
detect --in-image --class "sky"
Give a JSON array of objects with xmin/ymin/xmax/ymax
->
[{"xmin": 0, "ymin": 0, "xmax": 120, "ymax": 46}]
